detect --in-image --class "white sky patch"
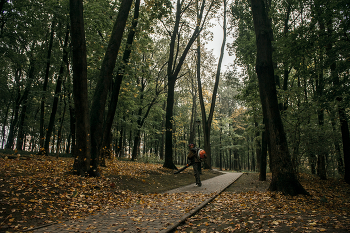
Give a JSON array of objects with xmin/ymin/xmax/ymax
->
[{"xmin": 205, "ymin": 22, "xmax": 234, "ymax": 72}]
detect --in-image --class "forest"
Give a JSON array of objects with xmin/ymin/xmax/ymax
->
[{"xmin": 1, "ymin": 0, "xmax": 349, "ymax": 194}]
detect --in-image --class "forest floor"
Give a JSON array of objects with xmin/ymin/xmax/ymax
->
[
  {"xmin": 176, "ymin": 173, "xmax": 350, "ymax": 232},
  {"xmin": 0, "ymin": 150, "xmax": 350, "ymax": 232}
]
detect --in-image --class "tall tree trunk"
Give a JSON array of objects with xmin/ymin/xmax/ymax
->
[
  {"xmin": 280, "ymin": 3, "xmax": 291, "ymax": 111},
  {"xmin": 316, "ymin": 69, "xmax": 327, "ymax": 180},
  {"xmin": 250, "ymin": 0, "xmax": 308, "ymax": 195},
  {"xmin": 40, "ymin": 19, "xmax": 56, "ymax": 153},
  {"xmin": 159, "ymin": 101, "xmax": 166, "ymax": 160},
  {"xmin": 189, "ymin": 73, "xmax": 197, "ymax": 144},
  {"xmin": 89, "ymin": 0, "xmax": 133, "ymax": 176},
  {"xmin": 314, "ymin": 6, "xmax": 328, "ymax": 178},
  {"xmin": 329, "ymin": 111, "xmax": 345, "ymax": 176},
  {"xmin": 68, "ymin": 94, "xmax": 76, "ymax": 155},
  {"xmin": 6, "ymin": 69, "xmax": 22, "ymax": 150},
  {"xmin": 103, "ymin": 0, "xmax": 140, "ymax": 161},
  {"xmin": 1, "ymin": 102, "xmax": 10, "ymax": 149},
  {"xmin": 70, "ymin": 0, "xmax": 91, "ymax": 176},
  {"xmin": 198, "ymin": 0, "xmax": 226, "ymax": 169},
  {"xmin": 164, "ymin": 77, "xmax": 177, "ymax": 169},
  {"xmin": 131, "ymin": 81, "xmax": 162, "ymax": 160},
  {"xmin": 325, "ymin": 16, "xmax": 350, "ymax": 183},
  {"xmin": 163, "ymin": 0, "xmax": 211, "ymax": 169},
  {"xmin": 337, "ymin": 104, "xmax": 350, "ymax": 184},
  {"xmin": 131, "ymin": 76, "xmax": 145, "ymax": 161},
  {"xmin": 56, "ymin": 96, "xmax": 67, "ymax": 158},
  {"xmin": 16, "ymin": 60, "xmax": 35, "ymax": 150},
  {"xmin": 44, "ymin": 25, "xmax": 69, "ymax": 154}
]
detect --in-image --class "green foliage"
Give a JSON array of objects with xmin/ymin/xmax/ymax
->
[
  {"xmin": 2, "ymin": 0, "xmax": 347, "ymax": 179},
  {"xmin": 228, "ymin": 0, "xmax": 350, "ymax": 177}
]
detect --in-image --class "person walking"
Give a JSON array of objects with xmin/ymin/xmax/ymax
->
[{"xmin": 187, "ymin": 143, "xmax": 202, "ymax": 187}]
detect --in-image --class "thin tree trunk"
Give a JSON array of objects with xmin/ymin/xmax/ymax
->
[
  {"xmin": 44, "ymin": 25, "xmax": 69, "ymax": 154},
  {"xmin": 159, "ymin": 101, "xmax": 166, "ymax": 160},
  {"xmin": 1, "ymin": 102, "xmax": 10, "ymax": 149},
  {"xmin": 56, "ymin": 96, "xmax": 67, "ymax": 158},
  {"xmin": 189, "ymin": 73, "xmax": 197, "ymax": 144},
  {"xmin": 6, "ymin": 69, "xmax": 22, "ymax": 150},
  {"xmin": 255, "ymin": 120, "xmax": 261, "ymax": 171},
  {"xmin": 329, "ymin": 111, "xmax": 344, "ymax": 176},
  {"xmin": 198, "ymin": 0, "xmax": 226, "ymax": 169},
  {"xmin": 68, "ymin": 94, "xmax": 75, "ymax": 155},
  {"xmin": 40, "ymin": 19, "xmax": 56, "ymax": 153},
  {"xmin": 16, "ymin": 60, "xmax": 35, "ymax": 150},
  {"xmin": 315, "ymin": 49, "xmax": 327, "ymax": 180}
]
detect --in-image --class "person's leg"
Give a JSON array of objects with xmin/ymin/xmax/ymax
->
[{"xmin": 193, "ymin": 163, "xmax": 201, "ymax": 186}]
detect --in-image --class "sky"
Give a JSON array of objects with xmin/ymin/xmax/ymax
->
[{"xmin": 205, "ymin": 22, "xmax": 235, "ymax": 72}]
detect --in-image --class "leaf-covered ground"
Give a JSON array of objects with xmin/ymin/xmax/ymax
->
[
  {"xmin": 1, "ymin": 152, "xmax": 350, "ymax": 233},
  {"xmin": 0, "ymin": 153, "xmax": 219, "ymax": 232},
  {"xmin": 176, "ymin": 173, "xmax": 350, "ymax": 232}
]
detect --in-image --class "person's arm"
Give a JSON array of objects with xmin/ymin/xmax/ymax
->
[{"xmin": 187, "ymin": 151, "xmax": 195, "ymax": 161}]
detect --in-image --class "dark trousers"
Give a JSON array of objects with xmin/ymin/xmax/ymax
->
[{"xmin": 193, "ymin": 162, "xmax": 201, "ymax": 185}]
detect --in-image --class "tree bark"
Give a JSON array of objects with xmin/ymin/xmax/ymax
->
[
  {"xmin": 198, "ymin": 0, "xmax": 226, "ymax": 170},
  {"xmin": 329, "ymin": 112, "xmax": 344, "ymax": 176},
  {"xmin": 16, "ymin": 59, "xmax": 35, "ymax": 150},
  {"xmin": 6, "ymin": 69, "xmax": 22, "ymax": 150},
  {"xmin": 163, "ymin": 0, "xmax": 210, "ymax": 169},
  {"xmin": 325, "ymin": 13, "xmax": 350, "ymax": 183},
  {"xmin": 189, "ymin": 73, "xmax": 197, "ymax": 145},
  {"xmin": 89, "ymin": 0, "xmax": 133, "ymax": 176},
  {"xmin": 1, "ymin": 100, "xmax": 10, "ymax": 149},
  {"xmin": 259, "ymin": 118, "xmax": 268, "ymax": 181},
  {"xmin": 56, "ymin": 96, "xmax": 67, "ymax": 158},
  {"xmin": 250, "ymin": 0, "xmax": 308, "ymax": 195},
  {"xmin": 44, "ymin": 25, "xmax": 69, "ymax": 154},
  {"xmin": 40, "ymin": 18, "xmax": 56, "ymax": 153},
  {"xmin": 68, "ymin": 94, "xmax": 76, "ymax": 155},
  {"xmin": 70, "ymin": 0, "xmax": 91, "ymax": 176},
  {"xmin": 159, "ymin": 101, "xmax": 166, "ymax": 160},
  {"xmin": 102, "ymin": 0, "xmax": 140, "ymax": 161},
  {"xmin": 164, "ymin": 77, "xmax": 177, "ymax": 169}
]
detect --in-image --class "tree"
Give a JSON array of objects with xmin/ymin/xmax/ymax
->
[
  {"xmin": 102, "ymin": 0, "xmax": 141, "ymax": 162},
  {"xmin": 163, "ymin": 0, "xmax": 214, "ymax": 169},
  {"xmin": 250, "ymin": 0, "xmax": 308, "ymax": 195},
  {"xmin": 70, "ymin": 0, "xmax": 91, "ymax": 176},
  {"xmin": 89, "ymin": 0, "xmax": 133, "ymax": 176},
  {"xmin": 39, "ymin": 17, "xmax": 56, "ymax": 153},
  {"xmin": 198, "ymin": 0, "xmax": 226, "ymax": 169},
  {"xmin": 44, "ymin": 24, "xmax": 70, "ymax": 154}
]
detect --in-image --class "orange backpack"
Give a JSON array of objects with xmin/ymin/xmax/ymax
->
[{"xmin": 198, "ymin": 149, "xmax": 207, "ymax": 160}]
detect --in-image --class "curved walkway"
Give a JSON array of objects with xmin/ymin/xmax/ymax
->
[{"xmin": 34, "ymin": 172, "xmax": 242, "ymax": 233}]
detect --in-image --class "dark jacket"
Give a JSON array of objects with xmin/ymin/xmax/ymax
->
[{"xmin": 187, "ymin": 148, "xmax": 200, "ymax": 163}]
